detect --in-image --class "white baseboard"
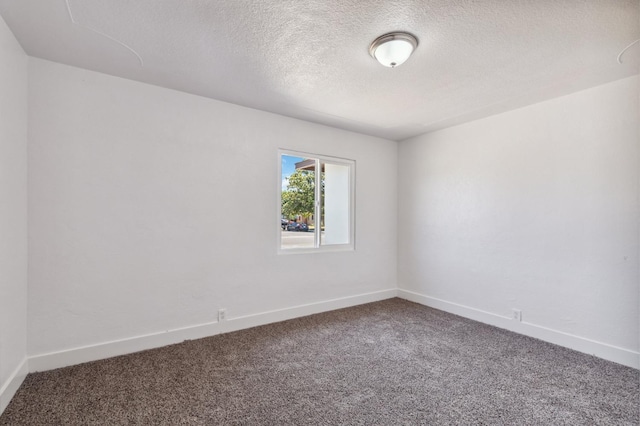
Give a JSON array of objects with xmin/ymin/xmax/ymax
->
[
  {"xmin": 221, "ymin": 289, "xmax": 398, "ymax": 334},
  {"xmin": 0, "ymin": 357, "xmax": 28, "ymax": 416},
  {"xmin": 28, "ymin": 321, "xmax": 220, "ymax": 373},
  {"xmin": 29, "ymin": 288, "xmax": 397, "ymax": 373},
  {"xmin": 398, "ymin": 289, "xmax": 639, "ymax": 369}
]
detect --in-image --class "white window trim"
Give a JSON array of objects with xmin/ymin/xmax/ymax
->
[{"xmin": 277, "ymin": 149, "xmax": 355, "ymax": 254}]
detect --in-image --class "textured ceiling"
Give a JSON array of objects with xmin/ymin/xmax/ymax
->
[{"xmin": 0, "ymin": 0, "xmax": 638, "ymax": 140}]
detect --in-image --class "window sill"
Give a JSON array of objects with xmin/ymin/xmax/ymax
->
[{"xmin": 277, "ymin": 245, "xmax": 355, "ymax": 255}]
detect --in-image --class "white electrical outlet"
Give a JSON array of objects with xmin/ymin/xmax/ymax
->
[
  {"xmin": 218, "ymin": 308, "xmax": 226, "ymax": 322},
  {"xmin": 512, "ymin": 309, "xmax": 522, "ymax": 322}
]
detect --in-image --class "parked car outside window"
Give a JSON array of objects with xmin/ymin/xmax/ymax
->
[{"xmin": 285, "ymin": 222, "xmax": 309, "ymax": 232}]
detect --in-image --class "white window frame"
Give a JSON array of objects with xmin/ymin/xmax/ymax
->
[{"xmin": 278, "ymin": 149, "xmax": 355, "ymax": 254}]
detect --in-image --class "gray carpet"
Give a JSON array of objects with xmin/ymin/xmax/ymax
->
[{"xmin": 1, "ymin": 298, "xmax": 638, "ymax": 425}]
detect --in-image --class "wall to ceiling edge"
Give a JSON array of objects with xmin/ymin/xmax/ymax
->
[
  {"xmin": 398, "ymin": 75, "xmax": 639, "ymax": 368},
  {"xmin": 0, "ymin": 14, "xmax": 28, "ymax": 415}
]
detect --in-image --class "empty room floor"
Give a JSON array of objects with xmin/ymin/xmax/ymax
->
[{"xmin": 1, "ymin": 299, "xmax": 638, "ymax": 425}]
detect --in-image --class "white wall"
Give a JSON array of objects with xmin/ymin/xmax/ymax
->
[
  {"xmin": 27, "ymin": 58, "xmax": 397, "ymax": 363},
  {"xmin": 0, "ymin": 14, "xmax": 28, "ymax": 414},
  {"xmin": 398, "ymin": 76, "xmax": 639, "ymax": 367}
]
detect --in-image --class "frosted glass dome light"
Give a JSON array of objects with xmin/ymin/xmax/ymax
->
[{"xmin": 369, "ymin": 32, "xmax": 418, "ymax": 68}]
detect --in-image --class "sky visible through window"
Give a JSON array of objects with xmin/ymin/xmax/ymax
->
[{"xmin": 281, "ymin": 155, "xmax": 304, "ymax": 190}]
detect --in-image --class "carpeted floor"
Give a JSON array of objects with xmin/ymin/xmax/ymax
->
[{"xmin": 1, "ymin": 298, "xmax": 638, "ymax": 425}]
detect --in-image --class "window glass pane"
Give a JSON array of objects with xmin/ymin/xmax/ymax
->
[
  {"xmin": 321, "ymin": 162, "xmax": 350, "ymax": 245},
  {"xmin": 281, "ymin": 155, "xmax": 315, "ymax": 249},
  {"xmin": 279, "ymin": 151, "xmax": 353, "ymax": 253}
]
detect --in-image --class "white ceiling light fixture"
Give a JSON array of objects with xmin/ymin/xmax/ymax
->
[{"xmin": 369, "ymin": 32, "xmax": 419, "ymax": 68}]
